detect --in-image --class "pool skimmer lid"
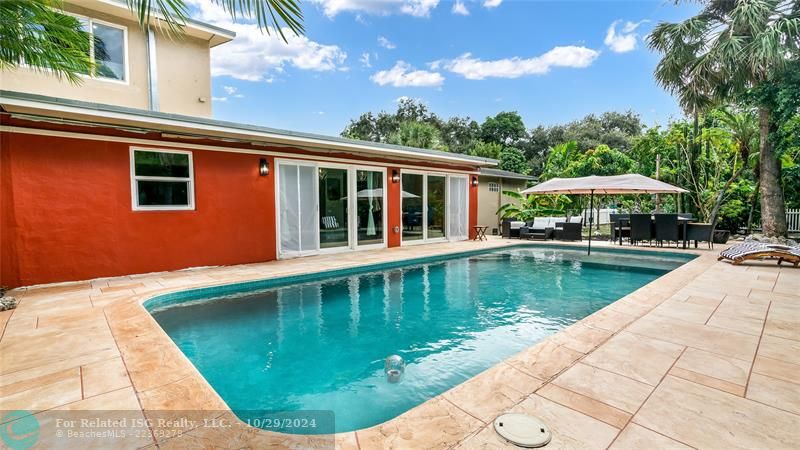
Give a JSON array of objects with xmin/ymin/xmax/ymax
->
[{"xmin": 494, "ymin": 413, "xmax": 552, "ymax": 448}]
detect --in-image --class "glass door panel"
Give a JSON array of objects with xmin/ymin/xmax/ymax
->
[
  {"xmin": 402, "ymin": 173, "xmax": 424, "ymax": 242},
  {"xmin": 448, "ymin": 176, "xmax": 468, "ymax": 240},
  {"xmin": 278, "ymin": 163, "xmax": 319, "ymax": 256},
  {"xmin": 356, "ymin": 170, "xmax": 384, "ymax": 246},
  {"xmin": 427, "ymin": 175, "xmax": 446, "ymax": 239},
  {"xmin": 318, "ymin": 168, "xmax": 349, "ymax": 249}
]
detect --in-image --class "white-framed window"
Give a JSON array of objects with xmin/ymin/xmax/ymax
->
[
  {"xmin": 130, "ymin": 148, "xmax": 195, "ymax": 211},
  {"xmin": 488, "ymin": 182, "xmax": 500, "ymax": 192},
  {"xmin": 66, "ymin": 13, "xmax": 129, "ymax": 83}
]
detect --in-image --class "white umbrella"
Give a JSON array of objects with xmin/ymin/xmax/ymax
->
[
  {"xmin": 343, "ymin": 189, "xmax": 420, "ymax": 199},
  {"xmin": 521, "ymin": 174, "xmax": 687, "ymax": 254}
]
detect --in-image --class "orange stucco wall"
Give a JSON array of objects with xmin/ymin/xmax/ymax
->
[
  {"xmin": 0, "ymin": 130, "xmax": 480, "ymax": 288},
  {"xmin": 1, "ymin": 132, "xmax": 277, "ymax": 287},
  {"xmin": 470, "ymin": 176, "xmax": 479, "ymax": 239}
]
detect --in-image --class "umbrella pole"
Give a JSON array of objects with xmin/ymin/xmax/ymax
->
[{"xmin": 588, "ymin": 190, "xmax": 594, "ymax": 255}]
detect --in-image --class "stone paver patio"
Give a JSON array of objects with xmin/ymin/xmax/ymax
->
[{"xmin": 1, "ymin": 238, "xmax": 798, "ymax": 449}]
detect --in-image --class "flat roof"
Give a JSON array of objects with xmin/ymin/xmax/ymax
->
[
  {"xmin": 479, "ymin": 168, "xmax": 536, "ymax": 181},
  {"xmin": 0, "ymin": 90, "xmax": 497, "ymax": 168}
]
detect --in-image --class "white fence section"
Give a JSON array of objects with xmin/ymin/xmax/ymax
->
[
  {"xmin": 788, "ymin": 208, "xmax": 800, "ymax": 232},
  {"xmin": 581, "ymin": 208, "xmax": 618, "ymax": 225}
]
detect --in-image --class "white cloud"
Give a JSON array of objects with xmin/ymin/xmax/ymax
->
[
  {"xmin": 378, "ymin": 36, "xmax": 397, "ymax": 49},
  {"xmin": 436, "ymin": 46, "xmax": 600, "ymax": 79},
  {"xmin": 311, "ymin": 0, "xmax": 439, "ymax": 18},
  {"xmin": 360, "ymin": 52, "xmax": 372, "ymax": 67},
  {"xmin": 371, "ymin": 61, "xmax": 444, "ymax": 87},
  {"xmin": 483, "ymin": 0, "xmax": 502, "ymax": 8},
  {"xmin": 452, "ymin": 0, "xmax": 469, "ymax": 15},
  {"xmin": 223, "ymin": 86, "xmax": 237, "ymax": 95},
  {"xmin": 604, "ymin": 20, "xmax": 648, "ymax": 53},
  {"xmin": 212, "ymin": 96, "xmax": 228, "ymax": 102},
  {"xmin": 187, "ymin": 0, "xmax": 347, "ymax": 82}
]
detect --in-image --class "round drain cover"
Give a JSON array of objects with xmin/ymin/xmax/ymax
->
[{"xmin": 494, "ymin": 413, "xmax": 552, "ymax": 448}]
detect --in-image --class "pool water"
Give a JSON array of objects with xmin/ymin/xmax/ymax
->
[{"xmin": 149, "ymin": 246, "xmax": 692, "ymax": 433}]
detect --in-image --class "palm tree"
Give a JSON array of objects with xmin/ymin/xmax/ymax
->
[
  {"xmin": 648, "ymin": 0, "xmax": 799, "ymax": 237},
  {"xmin": 0, "ymin": 0, "xmax": 303, "ymax": 83}
]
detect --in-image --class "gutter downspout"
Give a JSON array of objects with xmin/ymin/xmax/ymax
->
[{"xmin": 146, "ymin": 28, "xmax": 159, "ymax": 111}]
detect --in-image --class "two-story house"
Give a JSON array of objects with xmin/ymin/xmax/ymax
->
[{"xmin": 0, "ymin": 0, "xmax": 493, "ymax": 288}]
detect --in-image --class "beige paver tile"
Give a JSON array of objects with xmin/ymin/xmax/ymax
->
[
  {"xmin": 82, "ymin": 356, "xmax": 131, "ymax": 398},
  {"xmin": 356, "ymin": 396, "xmax": 483, "ymax": 449},
  {"xmin": 580, "ymin": 308, "xmax": 637, "ymax": 332},
  {"xmin": 746, "ymin": 373, "xmax": 800, "ymax": 415},
  {"xmin": 752, "ymin": 355, "xmax": 800, "ymax": 385},
  {"xmin": 552, "ymin": 363, "xmax": 653, "ymax": 414},
  {"xmin": 671, "ymin": 347, "xmax": 750, "ymax": 395},
  {"xmin": 625, "ymin": 313, "xmax": 759, "ymax": 361},
  {"xmin": 0, "ymin": 348, "xmax": 119, "ymax": 388},
  {"xmin": 764, "ymin": 303, "xmax": 800, "ymax": 341},
  {"xmin": 548, "ymin": 322, "xmax": 613, "ymax": 354},
  {"xmin": 537, "ymin": 383, "xmax": 631, "ymax": 429},
  {"xmin": 443, "ymin": 362, "xmax": 544, "ymax": 423},
  {"xmin": 706, "ymin": 313, "xmax": 765, "ymax": 336},
  {"xmin": 456, "ymin": 393, "xmax": 619, "ymax": 450},
  {"xmin": 758, "ymin": 334, "xmax": 800, "ymax": 366},
  {"xmin": 0, "ymin": 310, "xmax": 13, "ymax": 336},
  {"xmin": 652, "ymin": 299, "xmax": 717, "ymax": 324},
  {"xmin": 609, "ymin": 423, "xmax": 692, "ymax": 450},
  {"xmin": 582, "ymin": 331, "xmax": 683, "ymax": 386},
  {"xmin": 505, "ymin": 340, "xmax": 583, "ymax": 381},
  {"xmin": 0, "ymin": 369, "xmax": 82, "ymax": 412},
  {"xmin": 122, "ymin": 344, "xmax": 196, "ymax": 393},
  {"xmin": 634, "ymin": 375, "xmax": 800, "ymax": 449},
  {"xmin": 0, "ymin": 322, "xmax": 117, "ymax": 375}
]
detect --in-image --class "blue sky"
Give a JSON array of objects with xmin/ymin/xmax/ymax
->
[{"xmin": 190, "ymin": 0, "xmax": 699, "ymax": 137}]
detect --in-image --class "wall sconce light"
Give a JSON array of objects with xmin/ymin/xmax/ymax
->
[
  {"xmin": 391, "ymin": 169, "xmax": 400, "ymax": 183},
  {"xmin": 471, "ymin": 175, "xmax": 479, "ymax": 187},
  {"xmin": 259, "ymin": 158, "xmax": 269, "ymax": 176}
]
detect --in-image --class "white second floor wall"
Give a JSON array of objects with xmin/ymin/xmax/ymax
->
[{"xmin": 0, "ymin": 1, "xmax": 232, "ymax": 118}]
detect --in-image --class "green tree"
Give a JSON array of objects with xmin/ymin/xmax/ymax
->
[
  {"xmin": 468, "ymin": 141, "xmax": 503, "ymax": 160},
  {"xmin": 498, "ymin": 147, "xmax": 531, "ymax": 175},
  {"xmin": 562, "ymin": 145, "xmax": 637, "ymax": 178},
  {"xmin": 1, "ymin": 0, "xmax": 304, "ymax": 83},
  {"xmin": 387, "ymin": 121, "xmax": 443, "ymax": 150},
  {"xmin": 439, "ymin": 117, "xmax": 481, "ymax": 154},
  {"xmin": 0, "ymin": 0, "xmax": 93, "ymax": 82},
  {"xmin": 540, "ymin": 141, "xmax": 579, "ymax": 180},
  {"xmin": 648, "ymin": 0, "xmax": 800, "ymax": 237},
  {"xmin": 481, "ymin": 111, "xmax": 528, "ymax": 145},
  {"xmin": 497, "ymin": 191, "xmax": 572, "ymax": 220}
]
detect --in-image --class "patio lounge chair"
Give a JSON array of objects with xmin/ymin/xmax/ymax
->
[
  {"xmin": 718, "ymin": 242, "xmax": 800, "ymax": 266},
  {"xmin": 555, "ymin": 217, "xmax": 582, "ymax": 241}
]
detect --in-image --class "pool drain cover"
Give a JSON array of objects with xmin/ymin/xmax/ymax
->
[{"xmin": 494, "ymin": 413, "xmax": 551, "ymax": 448}]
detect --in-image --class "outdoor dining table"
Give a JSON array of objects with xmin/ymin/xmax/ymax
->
[{"xmin": 615, "ymin": 216, "xmax": 695, "ymax": 249}]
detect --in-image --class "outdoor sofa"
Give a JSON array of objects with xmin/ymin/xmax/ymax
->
[{"xmin": 520, "ymin": 216, "xmax": 582, "ymax": 241}]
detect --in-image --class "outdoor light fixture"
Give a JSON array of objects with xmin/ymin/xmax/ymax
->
[
  {"xmin": 391, "ymin": 169, "xmax": 400, "ymax": 183},
  {"xmin": 471, "ymin": 176, "xmax": 479, "ymax": 187},
  {"xmin": 259, "ymin": 158, "xmax": 269, "ymax": 176}
]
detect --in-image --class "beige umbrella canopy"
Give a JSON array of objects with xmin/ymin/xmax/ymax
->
[
  {"xmin": 520, "ymin": 174, "xmax": 687, "ymax": 254},
  {"xmin": 521, "ymin": 174, "xmax": 687, "ymax": 195}
]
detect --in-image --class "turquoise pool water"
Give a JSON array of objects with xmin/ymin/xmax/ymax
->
[{"xmin": 148, "ymin": 246, "xmax": 693, "ymax": 433}]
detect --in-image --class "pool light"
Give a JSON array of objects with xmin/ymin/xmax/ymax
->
[{"xmin": 384, "ymin": 355, "xmax": 405, "ymax": 383}]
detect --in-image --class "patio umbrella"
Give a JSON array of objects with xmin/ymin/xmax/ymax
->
[{"xmin": 521, "ymin": 174, "xmax": 687, "ymax": 255}]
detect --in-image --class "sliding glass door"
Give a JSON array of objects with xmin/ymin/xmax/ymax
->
[
  {"xmin": 278, "ymin": 162, "xmax": 318, "ymax": 257},
  {"xmin": 401, "ymin": 173, "xmax": 424, "ymax": 242},
  {"xmin": 401, "ymin": 172, "xmax": 468, "ymax": 245},
  {"xmin": 319, "ymin": 168, "xmax": 349, "ymax": 249},
  {"xmin": 278, "ymin": 161, "xmax": 386, "ymax": 258},
  {"xmin": 356, "ymin": 170, "xmax": 384, "ymax": 247}
]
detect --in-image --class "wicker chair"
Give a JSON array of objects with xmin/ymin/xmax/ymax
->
[
  {"xmin": 654, "ymin": 214, "xmax": 679, "ymax": 247},
  {"xmin": 629, "ymin": 214, "xmax": 653, "ymax": 246}
]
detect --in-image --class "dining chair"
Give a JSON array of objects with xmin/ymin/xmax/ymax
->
[
  {"xmin": 629, "ymin": 214, "xmax": 653, "ymax": 246},
  {"xmin": 654, "ymin": 214, "xmax": 679, "ymax": 247}
]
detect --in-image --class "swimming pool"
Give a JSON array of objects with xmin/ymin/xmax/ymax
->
[{"xmin": 147, "ymin": 245, "xmax": 693, "ymax": 433}]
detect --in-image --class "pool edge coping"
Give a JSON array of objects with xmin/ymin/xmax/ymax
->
[{"xmin": 98, "ymin": 239, "xmax": 716, "ymax": 446}]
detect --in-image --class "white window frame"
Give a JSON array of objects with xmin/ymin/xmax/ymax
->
[
  {"xmin": 488, "ymin": 181, "xmax": 500, "ymax": 193},
  {"xmin": 64, "ymin": 12, "xmax": 130, "ymax": 85},
  {"xmin": 130, "ymin": 147, "xmax": 195, "ymax": 211}
]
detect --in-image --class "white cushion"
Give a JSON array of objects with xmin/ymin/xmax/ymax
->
[
  {"xmin": 531, "ymin": 218, "xmax": 549, "ymax": 229},
  {"xmin": 569, "ymin": 216, "xmax": 583, "ymax": 223},
  {"xmin": 510, "ymin": 221, "xmax": 525, "ymax": 229}
]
